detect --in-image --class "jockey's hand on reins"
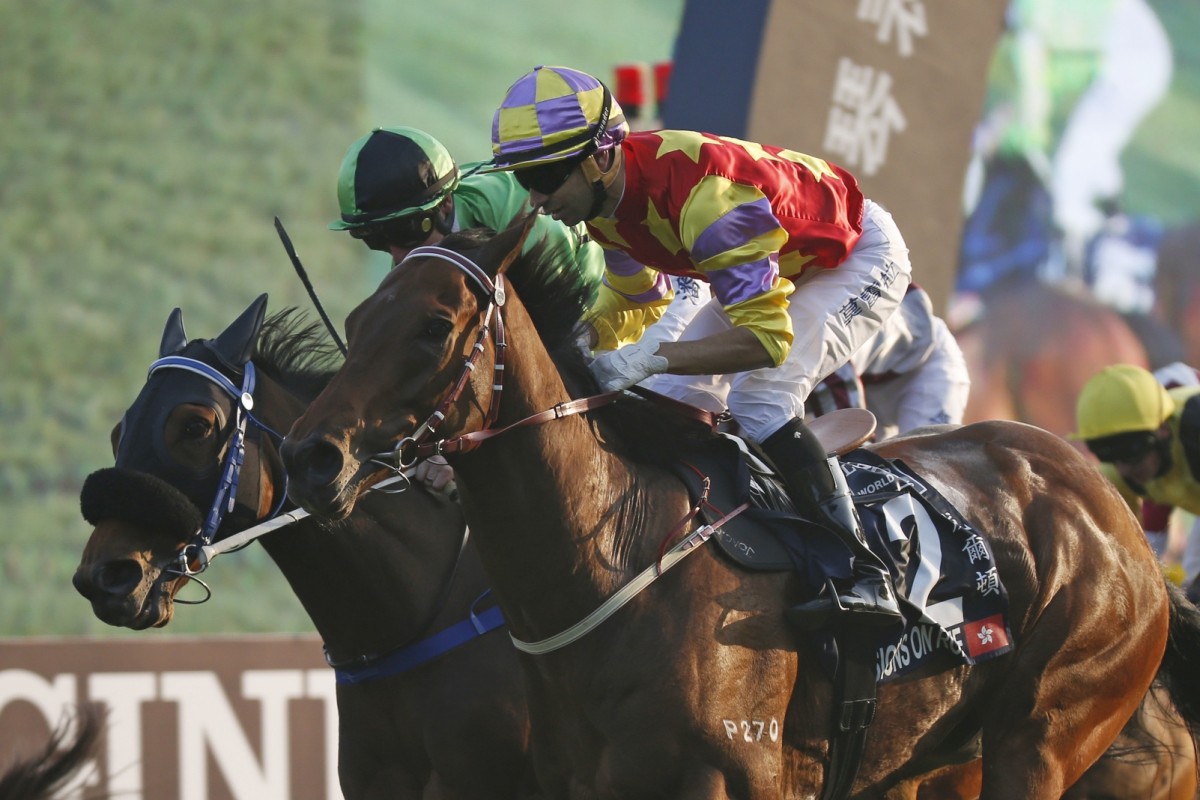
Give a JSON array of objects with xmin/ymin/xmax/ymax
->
[{"xmin": 415, "ymin": 455, "xmax": 458, "ymax": 499}]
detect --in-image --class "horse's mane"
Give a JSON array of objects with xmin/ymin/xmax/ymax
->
[
  {"xmin": 440, "ymin": 226, "xmax": 717, "ymax": 466},
  {"xmin": 0, "ymin": 703, "xmax": 105, "ymax": 800},
  {"xmin": 253, "ymin": 308, "xmax": 342, "ymax": 402},
  {"xmin": 436, "ymin": 227, "xmax": 599, "ymax": 353}
]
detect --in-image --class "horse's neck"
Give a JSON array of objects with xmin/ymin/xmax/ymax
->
[
  {"xmin": 262, "ymin": 492, "xmax": 475, "ymax": 662},
  {"xmin": 451, "ymin": 327, "xmax": 688, "ymax": 640},
  {"xmin": 245, "ymin": 368, "xmax": 308, "ymax": 466},
  {"xmin": 253, "ymin": 370, "xmax": 478, "ymax": 661}
]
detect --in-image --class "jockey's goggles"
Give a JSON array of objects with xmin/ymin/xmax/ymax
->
[
  {"xmin": 348, "ymin": 213, "xmax": 435, "ymax": 249},
  {"xmin": 1085, "ymin": 430, "xmax": 1160, "ymax": 464},
  {"xmin": 513, "ymin": 156, "xmax": 583, "ymax": 196}
]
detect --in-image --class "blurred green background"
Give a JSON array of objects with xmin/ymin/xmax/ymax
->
[
  {"xmin": 1095, "ymin": 1, "xmax": 1200, "ymax": 221},
  {"xmin": 1, "ymin": 0, "xmax": 683, "ymax": 635},
  {"xmin": 5, "ymin": 0, "xmax": 1198, "ymax": 637}
]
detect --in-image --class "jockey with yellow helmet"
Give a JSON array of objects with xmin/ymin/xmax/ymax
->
[
  {"xmin": 1074, "ymin": 364, "xmax": 1200, "ymax": 560},
  {"xmin": 484, "ymin": 65, "xmax": 915, "ymax": 629}
]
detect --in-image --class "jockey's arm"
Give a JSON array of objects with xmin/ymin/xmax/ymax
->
[
  {"xmin": 589, "ymin": 187, "xmax": 794, "ymax": 388},
  {"xmin": 656, "ymin": 326, "xmax": 774, "ymax": 375}
]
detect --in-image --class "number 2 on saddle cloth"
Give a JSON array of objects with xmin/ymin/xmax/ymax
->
[{"xmin": 669, "ymin": 435, "xmax": 1013, "ymax": 684}]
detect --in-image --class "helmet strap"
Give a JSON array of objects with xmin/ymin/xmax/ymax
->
[
  {"xmin": 1152, "ymin": 428, "xmax": 1173, "ymax": 479},
  {"xmin": 433, "ymin": 197, "xmax": 455, "ymax": 236},
  {"xmin": 580, "ymin": 148, "xmax": 623, "ymax": 220}
]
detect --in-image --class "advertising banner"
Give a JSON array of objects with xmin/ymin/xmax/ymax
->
[
  {"xmin": 666, "ymin": 0, "xmax": 1008, "ymax": 311},
  {"xmin": 0, "ymin": 636, "xmax": 340, "ymax": 800}
]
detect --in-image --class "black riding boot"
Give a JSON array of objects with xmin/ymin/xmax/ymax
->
[{"xmin": 761, "ymin": 417, "xmax": 902, "ymax": 629}]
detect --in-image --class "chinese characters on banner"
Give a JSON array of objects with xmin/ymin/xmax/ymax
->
[{"xmin": 747, "ymin": 0, "xmax": 1008, "ymax": 312}]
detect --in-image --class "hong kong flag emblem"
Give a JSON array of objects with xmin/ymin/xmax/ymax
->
[{"xmin": 963, "ymin": 614, "xmax": 1011, "ymax": 659}]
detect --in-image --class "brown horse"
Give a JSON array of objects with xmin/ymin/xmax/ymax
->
[
  {"xmin": 1064, "ymin": 684, "xmax": 1198, "ymax": 800},
  {"xmin": 1154, "ymin": 220, "xmax": 1200, "ymax": 371},
  {"xmin": 916, "ymin": 682, "xmax": 1199, "ymax": 799},
  {"xmin": 0, "ymin": 704, "xmax": 105, "ymax": 800},
  {"xmin": 956, "ymin": 278, "xmax": 1150, "ymax": 442},
  {"xmin": 281, "ymin": 222, "xmax": 1200, "ymax": 799},
  {"xmin": 72, "ymin": 296, "xmax": 535, "ymax": 800}
]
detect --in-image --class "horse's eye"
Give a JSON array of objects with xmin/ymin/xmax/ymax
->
[
  {"xmin": 422, "ymin": 318, "xmax": 454, "ymax": 341},
  {"xmin": 183, "ymin": 419, "xmax": 213, "ymax": 439}
]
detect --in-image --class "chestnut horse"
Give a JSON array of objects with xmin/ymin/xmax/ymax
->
[
  {"xmin": 281, "ymin": 222, "xmax": 1200, "ymax": 799},
  {"xmin": 917, "ymin": 682, "xmax": 1199, "ymax": 799},
  {"xmin": 72, "ymin": 296, "xmax": 535, "ymax": 800},
  {"xmin": 1154, "ymin": 220, "xmax": 1200, "ymax": 371},
  {"xmin": 956, "ymin": 278, "xmax": 1150, "ymax": 441}
]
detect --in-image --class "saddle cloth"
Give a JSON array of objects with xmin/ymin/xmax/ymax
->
[{"xmin": 672, "ymin": 437, "xmax": 1014, "ymax": 684}]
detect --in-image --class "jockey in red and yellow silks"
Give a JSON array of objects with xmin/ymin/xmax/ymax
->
[
  {"xmin": 586, "ymin": 130, "xmax": 865, "ymax": 367},
  {"xmin": 485, "ymin": 64, "xmax": 913, "ymax": 629}
]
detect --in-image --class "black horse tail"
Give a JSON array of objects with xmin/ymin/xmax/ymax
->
[
  {"xmin": 0, "ymin": 703, "xmax": 105, "ymax": 800},
  {"xmin": 1157, "ymin": 581, "xmax": 1200, "ymax": 739}
]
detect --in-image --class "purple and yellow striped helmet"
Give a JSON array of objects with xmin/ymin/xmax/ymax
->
[{"xmin": 487, "ymin": 65, "xmax": 629, "ymax": 171}]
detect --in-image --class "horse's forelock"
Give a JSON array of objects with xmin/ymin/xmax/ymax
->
[{"xmin": 405, "ymin": 227, "xmax": 598, "ymax": 355}]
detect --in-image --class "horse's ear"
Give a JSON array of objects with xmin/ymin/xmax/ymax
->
[
  {"xmin": 481, "ymin": 211, "xmax": 539, "ymax": 277},
  {"xmin": 159, "ymin": 308, "xmax": 188, "ymax": 356},
  {"xmin": 208, "ymin": 293, "xmax": 268, "ymax": 369}
]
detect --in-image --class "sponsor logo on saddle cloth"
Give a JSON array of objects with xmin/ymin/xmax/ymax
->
[{"xmin": 841, "ymin": 450, "xmax": 1014, "ymax": 683}]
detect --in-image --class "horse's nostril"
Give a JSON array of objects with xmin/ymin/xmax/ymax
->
[
  {"xmin": 93, "ymin": 559, "xmax": 145, "ymax": 596},
  {"xmin": 307, "ymin": 442, "xmax": 344, "ymax": 481},
  {"xmin": 284, "ymin": 438, "xmax": 345, "ymax": 487}
]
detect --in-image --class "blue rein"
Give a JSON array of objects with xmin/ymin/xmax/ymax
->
[{"xmin": 331, "ymin": 592, "xmax": 506, "ymax": 685}]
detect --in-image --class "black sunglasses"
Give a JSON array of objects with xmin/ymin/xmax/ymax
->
[
  {"xmin": 1086, "ymin": 431, "xmax": 1159, "ymax": 464},
  {"xmin": 513, "ymin": 157, "xmax": 582, "ymax": 196}
]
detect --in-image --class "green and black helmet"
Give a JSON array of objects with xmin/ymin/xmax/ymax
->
[{"xmin": 330, "ymin": 127, "xmax": 460, "ymax": 231}]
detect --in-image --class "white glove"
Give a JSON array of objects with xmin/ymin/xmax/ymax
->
[
  {"xmin": 588, "ymin": 340, "xmax": 669, "ymax": 392},
  {"xmin": 414, "ymin": 455, "xmax": 457, "ymax": 498}
]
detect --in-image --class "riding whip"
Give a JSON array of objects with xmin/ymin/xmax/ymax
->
[{"xmin": 273, "ymin": 216, "xmax": 348, "ymax": 356}]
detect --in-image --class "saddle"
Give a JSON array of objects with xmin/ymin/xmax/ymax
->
[
  {"xmin": 669, "ymin": 412, "xmax": 1014, "ymax": 679},
  {"xmin": 671, "ymin": 408, "xmax": 877, "ymax": 573}
]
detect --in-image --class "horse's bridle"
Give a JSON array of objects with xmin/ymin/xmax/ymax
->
[
  {"xmin": 370, "ymin": 244, "xmax": 626, "ymax": 474},
  {"xmin": 146, "ymin": 355, "xmax": 288, "ymax": 586},
  {"xmin": 370, "ymin": 245, "xmax": 509, "ymax": 472}
]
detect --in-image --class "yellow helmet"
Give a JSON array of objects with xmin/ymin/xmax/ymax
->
[{"xmin": 1072, "ymin": 364, "xmax": 1174, "ymax": 440}]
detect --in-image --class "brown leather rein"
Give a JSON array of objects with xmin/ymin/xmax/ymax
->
[{"xmin": 369, "ymin": 245, "xmax": 720, "ymax": 471}]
